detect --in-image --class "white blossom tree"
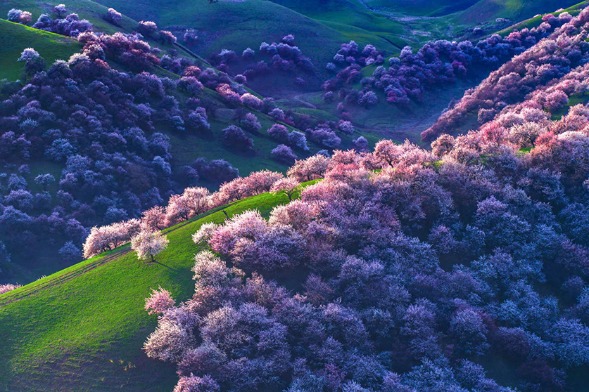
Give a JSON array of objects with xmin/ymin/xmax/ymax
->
[{"xmin": 131, "ymin": 230, "xmax": 169, "ymax": 262}]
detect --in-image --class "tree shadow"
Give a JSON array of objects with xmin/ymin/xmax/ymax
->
[{"xmin": 151, "ymin": 260, "xmax": 178, "ymax": 271}]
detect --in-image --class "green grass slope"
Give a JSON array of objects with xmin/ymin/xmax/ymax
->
[
  {"xmin": 0, "ymin": 0, "xmax": 214, "ymax": 79},
  {"xmin": 0, "ymin": 190, "xmax": 299, "ymax": 391},
  {"xmin": 0, "ymin": 20, "xmax": 79, "ymax": 80},
  {"xmin": 270, "ymin": 0, "xmax": 406, "ymax": 46}
]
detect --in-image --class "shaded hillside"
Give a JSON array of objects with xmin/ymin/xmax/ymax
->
[
  {"xmin": 362, "ymin": 0, "xmax": 478, "ymax": 15},
  {"xmin": 0, "ymin": 5, "xmax": 328, "ymax": 283}
]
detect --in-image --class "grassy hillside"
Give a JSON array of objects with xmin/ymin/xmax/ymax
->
[
  {"xmin": 0, "ymin": 0, "xmax": 213, "ymax": 79},
  {"xmin": 90, "ymin": 0, "xmax": 409, "ymax": 79},
  {"xmin": 0, "ymin": 190, "xmax": 299, "ymax": 391},
  {"xmin": 0, "ymin": 20, "xmax": 79, "ymax": 81}
]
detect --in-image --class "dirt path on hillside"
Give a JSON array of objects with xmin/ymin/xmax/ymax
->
[{"xmin": 0, "ymin": 248, "xmax": 131, "ymax": 308}]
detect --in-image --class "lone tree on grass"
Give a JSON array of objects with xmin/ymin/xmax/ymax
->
[
  {"xmin": 131, "ymin": 230, "xmax": 169, "ymax": 263},
  {"xmin": 271, "ymin": 177, "xmax": 299, "ymax": 201}
]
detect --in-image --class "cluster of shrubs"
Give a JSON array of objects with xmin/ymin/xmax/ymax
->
[
  {"xmin": 326, "ymin": 41, "xmax": 385, "ymax": 70},
  {"xmin": 423, "ymin": 9, "xmax": 589, "ymax": 141},
  {"xmin": 104, "ymin": 8, "xmax": 122, "ymax": 25},
  {"xmin": 305, "ymin": 123, "xmax": 342, "ymax": 149},
  {"xmin": 266, "ymin": 123, "xmax": 309, "ymax": 151},
  {"xmin": 209, "ymin": 35, "xmax": 315, "ymax": 87},
  {"xmin": 76, "ymin": 31, "xmax": 163, "ymax": 73},
  {"xmin": 9, "ymin": 5, "xmax": 177, "ymax": 46},
  {"xmin": 8, "ymin": 4, "xmax": 92, "ymax": 37},
  {"xmin": 135, "ymin": 20, "xmax": 177, "ymax": 45},
  {"xmin": 324, "ymin": 12, "xmax": 571, "ymax": 110},
  {"xmin": 296, "ymin": 120, "xmax": 356, "ymax": 150},
  {"xmin": 7, "ymin": 9, "xmax": 33, "ymax": 25},
  {"xmin": 143, "ymin": 84, "xmax": 589, "ymax": 390}
]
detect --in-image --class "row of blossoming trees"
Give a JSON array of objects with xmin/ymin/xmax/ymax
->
[
  {"xmin": 118, "ymin": 11, "xmax": 589, "ymax": 386},
  {"xmin": 78, "ymin": 80, "xmax": 589, "ymax": 389},
  {"xmin": 423, "ymin": 8, "xmax": 589, "ymax": 141},
  {"xmin": 81, "ymin": 166, "xmax": 319, "ymax": 258}
]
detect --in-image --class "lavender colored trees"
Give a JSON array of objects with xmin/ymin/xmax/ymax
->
[
  {"xmin": 105, "ymin": 8, "xmax": 122, "ymax": 25},
  {"xmin": 53, "ymin": 4, "xmax": 68, "ymax": 18},
  {"xmin": 18, "ymin": 48, "xmax": 45, "ymax": 76},
  {"xmin": 306, "ymin": 126, "xmax": 341, "ymax": 149},
  {"xmin": 7, "ymin": 9, "xmax": 23, "ymax": 22},
  {"xmin": 221, "ymin": 125, "xmax": 253, "ymax": 151},
  {"xmin": 159, "ymin": 31, "xmax": 177, "ymax": 45},
  {"xmin": 240, "ymin": 93, "xmax": 264, "ymax": 110},
  {"xmin": 137, "ymin": 21, "xmax": 158, "ymax": 37},
  {"xmin": 268, "ymin": 124, "xmax": 290, "ymax": 143},
  {"xmin": 143, "ymin": 95, "xmax": 589, "ymax": 389},
  {"xmin": 271, "ymin": 144, "xmax": 297, "ymax": 165}
]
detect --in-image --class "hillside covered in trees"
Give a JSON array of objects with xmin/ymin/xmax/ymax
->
[{"xmin": 2, "ymin": 0, "xmax": 589, "ymax": 391}]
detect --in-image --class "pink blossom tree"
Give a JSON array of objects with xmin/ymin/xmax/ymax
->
[
  {"xmin": 270, "ymin": 177, "xmax": 300, "ymax": 201},
  {"xmin": 287, "ymin": 155, "xmax": 330, "ymax": 181},
  {"xmin": 83, "ymin": 219, "xmax": 141, "ymax": 258},
  {"xmin": 140, "ymin": 206, "xmax": 166, "ymax": 231},
  {"xmin": 145, "ymin": 287, "xmax": 175, "ymax": 315}
]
